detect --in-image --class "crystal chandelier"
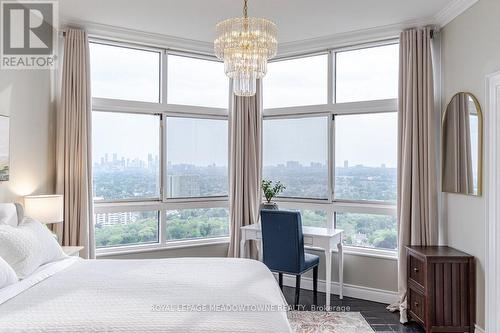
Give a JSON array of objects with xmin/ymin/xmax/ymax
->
[{"xmin": 214, "ymin": 0, "xmax": 277, "ymax": 97}]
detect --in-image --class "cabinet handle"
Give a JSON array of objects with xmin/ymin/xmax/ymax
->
[
  {"xmin": 413, "ymin": 267, "xmax": 419, "ymax": 273},
  {"xmin": 414, "ymin": 301, "xmax": 419, "ymax": 307}
]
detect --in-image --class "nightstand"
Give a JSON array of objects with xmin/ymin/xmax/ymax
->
[
  {"xmin": 62, "ymin": 246, "xmax": 84, "ymax": 257},
  {"xmin": 406, "ymin": 246, "xmax": 475, "ymax": 333}
]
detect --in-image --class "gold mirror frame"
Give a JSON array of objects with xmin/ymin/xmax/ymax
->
[{"xmin": 441, "ymin": 92, "xmax": 483, "ymax": 196}]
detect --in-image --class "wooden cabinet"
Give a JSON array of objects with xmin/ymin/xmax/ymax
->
[{"xmin": 406, "ymin": 246, "xmax": 475, "ymax": 333}]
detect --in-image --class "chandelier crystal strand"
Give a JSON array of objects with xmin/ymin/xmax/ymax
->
[{"xmin": 214, "ymin": 0, "xmax": 277, "ymax": 96}]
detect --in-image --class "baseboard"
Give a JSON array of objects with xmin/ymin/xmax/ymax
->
[
  {"xmin": 280, "ymin": 274, "xmax": 398, "ymax": 305},
  {"xmin": 475, "ymin": 324, "xmax": 484, "ymax": 333}
]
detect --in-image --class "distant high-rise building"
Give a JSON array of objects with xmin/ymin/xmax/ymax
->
[
  {"xmin": 113, "ymin": 153, "xmax": 117, "ymax": 162},
  {"xmin": 167, "ymin": 175, "xmax": 201, "ymax": 197},
  {"xmin": 148, "ymin": 154, "xmax": 154, "ymax": 169},
  {"xmin": 344, "ymin": 160, "xmax": 349, "ymax": 168},
  {"xmin": 381, "ymin": 163, "xmax": 386, "ymax": 168},
  {"xmin": 95, "ymin": 212, "xmax": 136, "ymax": 227},
  {"xmin": 286, "ymin": 161, "xmax": 301, "ymax": 169},
  {"xmin": 105, "ymin": 153, "xmax": 109, "ymax": 163}
]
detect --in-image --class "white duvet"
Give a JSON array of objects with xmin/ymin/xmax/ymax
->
[{"xmin": 0, "ymin": 258, "xmax": 292, "ymax": 333}]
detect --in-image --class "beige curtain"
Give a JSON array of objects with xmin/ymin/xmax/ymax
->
[
  {"xmin": 227, "ymin": 80, "xmax": 262, "ymax": 258},
  {"xmin": 442, "ymin": 94, "xmax": 473, "ymax": 193},
  {"xmin": 54, "ymin": 28, "xmax": 94, "ymax": 259},
  {"xmin": 388, "ymin": 27, "xmax": 438, "ymax": 322}
]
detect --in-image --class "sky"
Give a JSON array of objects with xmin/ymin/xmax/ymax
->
[{"xmin": 90, "ymin": 42, "xmax": 399, "ymax": 168}]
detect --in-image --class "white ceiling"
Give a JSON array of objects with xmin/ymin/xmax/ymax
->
[{"xmin": 60, "ymin": 0, "xmax": 454, "ymax": 44}]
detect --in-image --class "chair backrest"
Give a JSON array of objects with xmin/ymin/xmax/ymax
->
[{"xmin": 260, "ymin": 209, "xmax": 305, "ymax": 274}]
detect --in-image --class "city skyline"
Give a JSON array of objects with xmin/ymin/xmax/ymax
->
[{"xmin": 94, "ymin": 151, "xmax": 395, "ymax": 170}]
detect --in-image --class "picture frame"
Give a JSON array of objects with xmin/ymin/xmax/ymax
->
[{"xmin": 0, "ymin": 115, "xmax": 10, "ymax": 181}]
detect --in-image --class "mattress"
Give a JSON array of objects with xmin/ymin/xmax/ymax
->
[{"xmin": 0, "ymin": 257, "xmax": 292, "ymax": 333}]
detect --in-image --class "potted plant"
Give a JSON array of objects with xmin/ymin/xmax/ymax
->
[{"xmin": 261, "ymin": 179, "xmax": 286, "ymax": 210}]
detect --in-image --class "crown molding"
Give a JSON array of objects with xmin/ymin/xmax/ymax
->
[
  {"xmin": 60, "ymin": 18, "xmax": 215, "ymax": 56},
  {"xmin": 276, "ymin": 19, "xmax": 433, "ymax": 57},
  {"xmin": 61, "ymin": 0, "xmax": 478, "ymax": 59},
  {"xmin": 61, "ymin": 17, "xmax": 431, "ymax": 59},
  {"xmin": 434, "ymin": 0, "xmax": 479, "ymax": 27}
]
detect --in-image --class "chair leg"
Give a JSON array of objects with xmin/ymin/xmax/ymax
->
[
  {"xmin": 295, "ymin": 275, "xmax": 301, "ymax": 307},
  {"xmin": 313, "ymin": 266, "xmax": 318, "ymax": 306},
  {"xmin": 278, "ymin": 273, "xmax": 283, "ymax": 290}
]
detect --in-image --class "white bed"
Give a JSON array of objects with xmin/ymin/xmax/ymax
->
[
  {"xmin": 0, "ymin": 257, "xmax": 292, "ymax": 333},
  {"xmin": 0, "ymin": 204, "xmax": 292, "ymax": 333}
]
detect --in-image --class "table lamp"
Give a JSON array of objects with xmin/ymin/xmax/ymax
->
[{"xmin": 24, "ymin": 195, "xmax": 64, "ymax": 228}]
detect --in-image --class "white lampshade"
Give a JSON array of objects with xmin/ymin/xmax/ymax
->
[{"xmin": 24, "ymin": 195, "xmax": 64, "ymax": 224}]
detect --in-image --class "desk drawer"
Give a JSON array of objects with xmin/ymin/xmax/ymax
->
[
  {"xmin": 409, "ymin": 254, "xmax": 424, "ymax": 286},
  {"xmin": 408, "ymin": 288, "xmax": 425, "ymax": 324},
  {"xmin": 246, "ymin": 230, "xmax": 261, "ymax": 240}
]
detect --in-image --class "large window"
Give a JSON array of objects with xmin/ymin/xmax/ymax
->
[
  {"xmin": 167, "ymin": 55, "xmax": 228, "ymax": 108},
  {"xmin": 89, "ymin": 42, "xmax": 161, "ymax": 103},
  {"xmin": 263, "ymin": 116, "xmax": 329, "ymax": 199},
  {"xmin": 90, "ymin": 41, "xmax": 229, "ymax": 253},
  {"xmin": 92, "ymin": 112, "xmax": 161, "ymax": 202},
  {"xmin": 263, "ymin": 42, "xmax": 399, "ymax": 252},
  {"xmin": 264, "ymin": 54, "xmax": 328, "ymax": 109},
  {"xmin": 166, "ymin": 117, "xmax": 228, "ymax": 198},
  {"xmin": 335, "ymin": 112, "xmax": 397, "ymax": 203}
]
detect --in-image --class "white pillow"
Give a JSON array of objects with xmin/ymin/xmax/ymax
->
[
  {"xmin": 0, "ymin": 218, "xmax": 67, "ymax": 279},
  {"xmin": 0, "ymin": 257, "xmax": 17, "ymax": 288}
]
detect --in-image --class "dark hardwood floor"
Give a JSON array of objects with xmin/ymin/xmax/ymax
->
[{"xmin": 282, "ymin": 286, "xmax": 425, "ymax": 333}]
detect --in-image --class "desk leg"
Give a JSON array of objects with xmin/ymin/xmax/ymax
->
[
  {"xmin": 258, "ymin": 241, "xmax": 263, "ymax": 262},
  {"xmin": 325, "ymin": 248, "xmax": 332, "ymax": 310},
  {"xmin": 240, "ymin": 237, "xmax": 246, "ymax": 259},
  {"xmin": 337, "ymin": 241, "xmax": 344, "ymax": 300}
]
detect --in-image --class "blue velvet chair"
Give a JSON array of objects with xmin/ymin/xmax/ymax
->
[{"xmin": 260, "ymin": 209, "xmax": 320, "ymax": 307}]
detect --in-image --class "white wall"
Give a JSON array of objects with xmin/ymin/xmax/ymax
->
[
  {"xmin": 441, "ymin": 0, "xmax": 500, "ymax": 328},
  {"xmin": 0, "ymin": 70, "xmax": 55, "ymax": 202}
]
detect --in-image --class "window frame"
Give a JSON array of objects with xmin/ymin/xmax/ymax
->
[
  {"xmin": 263, "ymin": 39, "xmax": 399, "ymax": 257},
  {"xmin": 90, "ymin": 37, "xmax": 400, "ymax": 257},
  {"xmin": 264, "ymin": 51, "xmax": 330, "ymax": 109},
  {"xmin": 89, "ymin": 39, "xmax": 164, "ymax": 104},
  {"xmin": 164, "ymin": 114, "xmax": 229, "ymax": 201},
  {"xmin": 90, "ymin": 39, "xmax": 231, "ymax": 256}
]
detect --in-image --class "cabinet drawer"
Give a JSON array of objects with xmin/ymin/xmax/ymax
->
[
  {"xmin": 408, "ymin": 288, "xmax": 425, "ymax": 323},
  {"xmin": 409, "ymin": 255, "xmax": 424, "ymax": 286}
]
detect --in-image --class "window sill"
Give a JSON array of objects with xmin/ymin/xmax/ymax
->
[
  {"xmin": 338, "ymin": 246, "xmax": 397, "ymax": 260},
  {"xmin": 95, "ymin": 237, "xmax": 230, "ymax": 257},
  {"xmin": 307, "ymin": 245, "xmax": 398, "ymax": 261},
  {"xmin": 343, "ymin": 246, "xmax": 397, "ymax": 260}
]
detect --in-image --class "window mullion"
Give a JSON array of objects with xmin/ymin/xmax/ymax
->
[
  {"xmin": 329, "ymin": 50, "xmax": 336, "ymax": 104},
  {"xmin": 161, "ymin": 115, "xmax": 167, "ymax": 203},
  {"xmin": 161, "ymin": 49, "xmax": 168, "ymax": 106}
]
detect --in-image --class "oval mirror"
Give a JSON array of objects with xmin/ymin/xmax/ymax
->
[{"xmin": 442, "ymin": 92, "xmax": 483, "ymax": 196}]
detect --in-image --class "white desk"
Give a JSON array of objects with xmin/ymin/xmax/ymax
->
[{"xmin": 240, "ymin": 224, "xmax": 344, "ymax": 308}]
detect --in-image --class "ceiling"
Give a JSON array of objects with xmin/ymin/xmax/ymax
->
[{"xmin": 60, "ymin": 0, "xmax": 455, "ymax": 44}]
